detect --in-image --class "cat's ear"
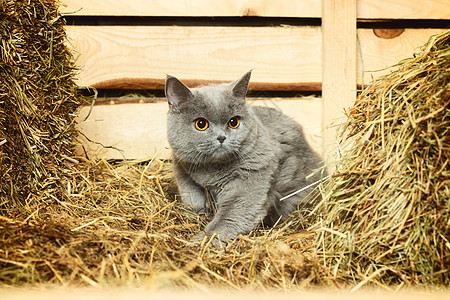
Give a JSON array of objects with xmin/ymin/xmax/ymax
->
[
  {"xmin": 165, "ymin": 76, "xmax": 194, "ymax": 110},
  {"xmin": 231, "ymin": 70, "xmax": 252, "ymax": 100}
]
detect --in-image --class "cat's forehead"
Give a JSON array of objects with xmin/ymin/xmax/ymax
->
[
  {"xmin": 193, "ymin": 84, "xmax": 229, "ymax": 104},
  {"xmin": 189, "ymin": 84, "xmax": 244, "ymax": 118}
]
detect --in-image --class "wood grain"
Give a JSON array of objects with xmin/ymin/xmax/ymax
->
[
  {"xmin": 357, "ymin": 28, "xmax": 445, "ymax": 86},
  {"xmin": 60, "ymin": 0, "xmax": 450, "ymax": 19},
  {"xmin": 88, "ymin": 78, "xmax": 322, "ymax": 91},
  {"xmin": 66, "ymin": 26, "xmax": 444, "ymax": 90},
  {"xmin": 60, "ymin": 0, "xmax": 321, "ymax": 17},
  {"xmin": 66, "ymin": 25, "xmax": 323, "ymax": 89},
  {"xmin": 357, "ymin": 0, "xmax": 450, "ymax": 19},
  {"xmin": 75, "ymin": 98, "xmax": 323, "ymax": 160},
  {"xmin": 321, "ymin": 0, "xmax": 357, "ymax": 156}
]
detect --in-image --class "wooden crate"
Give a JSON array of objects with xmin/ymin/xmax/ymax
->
[{"xmin": 62, "ymin": 0, "xmax": 450, "ymax": 160}]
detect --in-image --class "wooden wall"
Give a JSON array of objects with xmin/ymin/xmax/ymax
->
[
  {"xmin": 62, "ymin": 0, "xmax": 450, "ymax": 160},
  {"xmin": 61, "ymin": 0, "xmax": 450, "ymax": 19}
]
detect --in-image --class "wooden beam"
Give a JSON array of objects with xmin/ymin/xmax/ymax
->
[
  {"xmin": 89, "ymin": 78, "xmax": 322, "ymax": 91},
  {"xmin": 321, "ymin": 0, "xmax": 357, "ymax": 157}
]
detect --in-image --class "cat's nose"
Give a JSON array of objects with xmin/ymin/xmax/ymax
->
[{"xmin": 217, "ymin": 135, "xmax": 226, "ymax": 144}]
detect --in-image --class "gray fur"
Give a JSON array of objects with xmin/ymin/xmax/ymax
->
[{"xmin": 165, "ymin": 71, "xmax": 324, "ymax": 242}]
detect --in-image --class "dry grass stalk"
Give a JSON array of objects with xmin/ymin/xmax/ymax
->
[
  {"xmin": 0, "ymin": 158, "xmax": 329, "ymax": 289},
  {"xmin": 0, "ymin": 0, "xmax": 329, "ymax": 290},
  {"xmin": 311, "ymin": 29, "xmax": 449, "ymax": 288},
  {"xmin": 2, "ymin": 0, "xmax": 448, "ymax": 291},
  {"xmin": 0, "ymin": 0, "xmax": 82, "ymax": 209}
]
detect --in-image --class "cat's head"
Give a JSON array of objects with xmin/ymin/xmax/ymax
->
[{"xmin": 165, "ymin": 71, "xmax": 255, "ymax": 164}]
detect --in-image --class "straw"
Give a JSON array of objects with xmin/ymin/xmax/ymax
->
[
  {"xmin": 0, "ymin": 158, "xmax": 328, "ymax": 289},
  {"xmin": 0, "ymin": 0, "xmax": 84, "ymax": 211},
  {"xmin": 310, "ymin": 29, "xmax": 449, "ymax": 288}
]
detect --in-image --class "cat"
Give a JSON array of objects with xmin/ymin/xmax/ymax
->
[{"xmin": 165, "ymin": 71, "xmax": 325, "ymax": 244}]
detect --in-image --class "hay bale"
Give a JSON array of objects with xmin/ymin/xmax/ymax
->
[
  {"xmin": 0, "ymin": 0, "xmax": 82, "ymax": 211},
  {"xmin": 312, "ymin": 30, "xmax": 449, "ymax": 288}
]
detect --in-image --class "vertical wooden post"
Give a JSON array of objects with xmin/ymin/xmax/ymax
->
[{"xmin": 322, "ymin": 0, "xmax": 357, "ymax": 157}]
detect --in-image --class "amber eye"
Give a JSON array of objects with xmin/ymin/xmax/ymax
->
[
  {"xmin": 194, "ymin": 118, "xmax": 209, "ymax": 131},
  {"xmin": 228, "ymin": 117, "xmax": 240, "ymax": 129}
]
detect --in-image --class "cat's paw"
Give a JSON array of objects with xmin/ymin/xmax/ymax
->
[
  {"xmin": 190, "ymin": 232, "xmax": 206, "ymax": 243},
  {"xmin": 189, "ymin": 232, "xmax": 229, "ymax": 248}
]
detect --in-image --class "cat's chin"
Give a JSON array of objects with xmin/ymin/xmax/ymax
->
[
  {"xmin": 200, "ymin": 145, "xmax": 236, "ymax": 164},
  {"xmin": 176, "ymin": 147, "xmax": 234, "ymax": 166},
  {"xmin": 207, "ymin": 149, "xmax": 233, "ymax": 163}
]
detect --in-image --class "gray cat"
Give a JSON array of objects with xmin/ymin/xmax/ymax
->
[{"xmin": 165, "ymin": 71, "xmax": 324, "ymax": 244}]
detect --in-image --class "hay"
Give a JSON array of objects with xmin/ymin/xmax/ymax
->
[
  {"xmin": 0, "ymin": 0, "xmax": 82, "ymax": 210},
  {"xmin": 1, "ymin": 0, "xmax": 448, "ymax": 291},
  {"xmin": 311, "ymin": 29, "xmax": 449, "ymax": 288},
  {"xmin": 0, "ymin": 0, "xmax": 329, "ymax": 290},
  {"xmin": 0, "ymin": 158, "xmax": 330, "ymax": 289}
]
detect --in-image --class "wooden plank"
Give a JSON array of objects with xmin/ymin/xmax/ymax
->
[
  {"xmin": 76, "ymin": 102, "xmax": 170, "ymax": 160},
  {"xmin": 66, "ymin": 26, "xmax": 443, "ymax": 91},
  {"xmin": 65, "ymin": 26, "xmax": 322, "ymax": 89},
  {"xmin": 60, "ymin": 0, "xmax": 321, "ymax": 17},
  {"xmin": 60, "ymin": 0, "xmax": 450, "ymax": 19},
  {"xmin": 75, "ymin": 98, "xmax": 323, "ymax": 160},
  {"xmin": 357, "ymin": 28, "xmax": 445, "ymax": 86},
  {"xmin": 321, "ymin": 0, "xmax": 357, "ymax": 156},
  {"xmin": 81, "ymin": 78, "xmax": 322, "ymax": 92},
  {"xmin": 357, "ymin": 0, "xmax": 450, "ymax": 20}
]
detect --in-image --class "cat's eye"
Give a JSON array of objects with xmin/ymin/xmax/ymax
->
[
  {"xmin": 194, "ymin": 118, "xmax": 209, "ymax": 131},
  {"xmin": 228, "ymin": 117, "xmax": 240, "ymax": 129}
]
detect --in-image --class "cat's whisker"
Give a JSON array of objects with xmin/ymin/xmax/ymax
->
[
  {"xmin": 233, "ymin": 150, "xmax": 251, "ymax": 179},
  {"xmin": 194, "ymin": 153, "xmax": 205, "ymax": 173},
  {"xmin": 189, "ymin": 151, "xmax": 203, "ymax": 174}
]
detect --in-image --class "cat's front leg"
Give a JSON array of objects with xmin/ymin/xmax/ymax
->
[
  {"xmin": 202, "ymin": 176, "xmax": 271, "ymax": 242},
  {"xmin": 173, "ymin": 163, "xmax": 209, "ymax": 213}
]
